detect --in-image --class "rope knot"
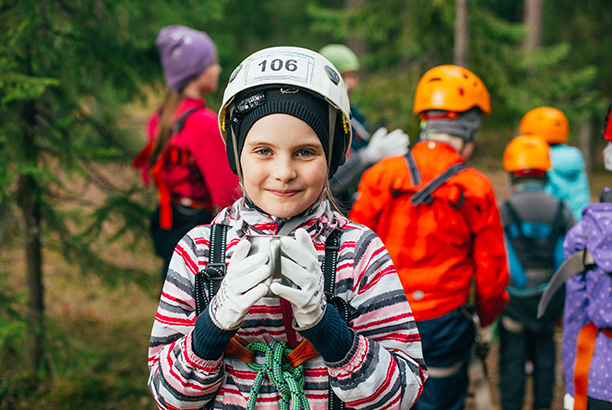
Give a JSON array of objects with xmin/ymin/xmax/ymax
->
[{"xmin": 245, "ymin": 340, "xmax": 310, "ymax": 410}]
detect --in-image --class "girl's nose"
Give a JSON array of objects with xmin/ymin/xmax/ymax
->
[{"xmin": 272, "ymin": 156, "xmax": 297, "ymax": 182}]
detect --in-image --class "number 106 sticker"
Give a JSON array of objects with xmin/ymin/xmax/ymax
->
[{"xmin": 245, "ymin": 52, "xmax": 314, "ymax": 86}]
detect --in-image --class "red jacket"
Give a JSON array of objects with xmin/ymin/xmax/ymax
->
[
  {"xmin": 350, "ymin": 140, "xmax": 508, "ymax": 325},
  {"xmin": 137, "ymin": 97, "xmax": 240, "ymax": 209}
]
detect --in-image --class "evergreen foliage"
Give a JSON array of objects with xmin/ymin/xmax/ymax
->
[
  {"xmin": 0, "ymin": 0, "xmax": 611, "ymax": 405},
  {"xmin": 309, "ymin": 0, "xmax": 606, "ymax": 153}
]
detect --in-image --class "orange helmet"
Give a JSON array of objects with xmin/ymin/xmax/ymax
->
[
  {"xmin": 503, "ymin": 135, "xmax": 551, "ymax": 173},
  {"xmin": 413, "ymin": 65, "xmax": 491, "ymax": 116},
  {"xmin": 519, "ymin": 106, "xmax": 569, "ymax": 144}
]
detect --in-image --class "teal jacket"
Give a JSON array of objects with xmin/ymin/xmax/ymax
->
[{"xmin": 546, "ymin": 144, "xmax": 590, "ymax": 220}]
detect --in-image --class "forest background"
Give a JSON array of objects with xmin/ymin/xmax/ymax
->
[{"xmin": 1, "ymin": 0, "xmax": 611, "ymax": 408}]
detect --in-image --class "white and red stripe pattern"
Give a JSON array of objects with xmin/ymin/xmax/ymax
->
[{"xmin": 148, "ymin": 200, "xmax": 426, "ymax": 409}]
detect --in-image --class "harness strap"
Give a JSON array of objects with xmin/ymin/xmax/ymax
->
[
  {"xmin": 503, "ymin": 201, "xmax": 524, "ymax": 238},
  {"xmin": 404, "ymin": 150, "xmax": 422, "ymax": 186},
  {"xmin": 504, "ymin": 198, "xmax": 565, "ymax": 287},
  {"xmin": 167, "ymin": 146, "xmax": 194, "ymax": 166},
  {"xmin": 151, "ymin": 107, "xmax": 201, "ymax": 230},
  {"xmin": 410, "ymin": 163, "xmax": 469, "ymax": 205},
  {"xmin": 196, "ymin": 226, "xmax": 346, "ymax": 409},
  {"xmin": 131, "ymin": 141, "xmax": 153, "ymax": 169},
  {"xmin": 322, "ymin": 230, "xmax": 346, "ymax": 410},
  {"xmin": 225, "ymin": 336, "xmax": 320, "ymax": 368},
  {"xmin": 504, "ymin": 199, "xmax": 564, "ymax": 244},
  {"xmin": 574, "ymin": 323, "xmax": 612, "ymax": 410},
  {"xmin": 549, "ymin": 200, "xmax": 565, "ymax": 247},
  {"xmin": 390, "ymin": 160, "xmax": 468, "ymax": 209},
  {"xmin": 194, "ymin": 224, "xmax": 228, "ymax": 315}
]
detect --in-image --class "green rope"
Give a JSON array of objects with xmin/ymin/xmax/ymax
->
[{"xmin": 245, "ymin": 340, "xmax": 310, "ymax": 410}]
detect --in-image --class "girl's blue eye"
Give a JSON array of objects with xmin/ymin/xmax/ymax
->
[
  {"xmin": 256, "ymin": 148, "xmax": 271, "ymax": 156},
  {"xmin": 297, "ymin": 149, "xmax": 314, "ymax": 157}
]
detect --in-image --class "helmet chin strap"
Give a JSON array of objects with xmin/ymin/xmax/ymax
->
[
  {"xmin": 327, "ymin": 105, "xmax": 337, "ymax": 172},
  {"xmin": 229, "ymin": 107, "xmax": 244, "ymax": 182}
]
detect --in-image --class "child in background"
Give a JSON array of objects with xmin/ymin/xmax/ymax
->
[
  {"xmin": 498, "ymin": 135, "xmax": 574, "ymax": 410},
  {"xmin": 147, "ymin": 46, "xmax": 426, "ymax": 410},
  {"xmin": 350, "ymin": 64, "xmax": 508, "ymax": 410},
  {"xmin": 560, "ymin": 102, "xmax": 612, "ymax": 410},
  {"xmin": 132, "ymin": 25, "xmax": 240, "ymax": 280},
  {"xmin": 519, "ymin": 106, "xmax": 590, "ymax": 220}
]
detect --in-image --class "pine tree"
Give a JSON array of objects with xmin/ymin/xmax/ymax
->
[
  {"xmin": 0, "ymin": 0, "xmax": 162, "ymax": 373},
  {"xmin": 307, "ymin": 0, "xmax": 601, "ymax": 155}
]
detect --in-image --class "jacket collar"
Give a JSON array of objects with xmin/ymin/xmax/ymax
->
[{"xmin": 213, "ymin": 198, "xmax": 347, "ymax": 244}]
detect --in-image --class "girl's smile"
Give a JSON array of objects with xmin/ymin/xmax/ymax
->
[{"xmin": 240, "ymin": 114, "xmax": 328, "ymax": 219}]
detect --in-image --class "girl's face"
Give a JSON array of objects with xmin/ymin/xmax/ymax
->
[
  {"xmin": 240, "ymin": 114, "xmax": 328, "ymax": 219},
  {"xmin": 196, "ymin": 62, "xmax": 222, "ymax": 94}
]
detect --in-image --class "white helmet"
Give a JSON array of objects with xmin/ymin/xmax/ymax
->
[{"xmin": 219, "ymin": 46, "xmax": 352, "ymax": 177}]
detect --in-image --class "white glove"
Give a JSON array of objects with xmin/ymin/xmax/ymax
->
[
  {"xmin": 269, "ymin": 228, "xmax": 326, "ymax": 329},
  {"xmin": 209, "ymin": 239, "xmax": 271, "ymax": 330},
  {"xmin": 362, "ymin": 127, "xmax": 410, "ymax": 164},
  {"xmin": 604, "ymin": 141, "xmax": 612, "ymax": 171}
]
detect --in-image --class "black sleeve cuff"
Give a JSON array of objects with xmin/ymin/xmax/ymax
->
[
  {"xmin": 192, "ymin": 309, "xmax": 238, "ymax": 360},
  {"xmin": 297, "ymin": 303, "xmax": 356, "ymax": 363}
]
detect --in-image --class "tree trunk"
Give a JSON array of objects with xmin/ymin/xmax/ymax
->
[
  {"xmin": 345, "ymin": 0, "xmax": 367, "ymax": 73},
  {"xmin": 454, "ymin": 0, "xmax": 469, "ymax": 67},
  {"xmin": 17, "ymin": 62, "xmax": 45, "ymax": 372},
  {"xmin": 524, "ymin": 0, "xmax": 544, "ymax": 51},
  {"xmin": 579, "ymin": 118, "xmax": 593, "ymax": 172},
  {"xmin": 20, "ymin": 174, "xmax": 44, "ymax": 373}
]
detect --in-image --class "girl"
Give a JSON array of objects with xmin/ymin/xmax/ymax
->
[
  {"xmin": 147, "ymin": 46, "xmax": 426, "ymax": 410},
  {"xmin": 133, "ymin": 25, "xmax": 240, "ymax": 279}
]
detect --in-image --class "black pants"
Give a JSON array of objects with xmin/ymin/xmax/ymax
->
[
  {"xmin": 150, "ymin": 204, "xmax": 212, "ymax": 283},
  {"xmin": 413, "ymin": 308, "xmax": 475, "ymax": 410},
  {"xmin": 498, "ymin": 316, "xmax": 555, "ymax": 410},
  {"xmin": 588, "ymin": 397, "xmax": 612, "ymax": 410}
]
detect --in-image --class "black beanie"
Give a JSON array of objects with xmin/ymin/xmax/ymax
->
[{"xmin": 226, "ymin": 86, "xmax": 346, "ymax": 177}]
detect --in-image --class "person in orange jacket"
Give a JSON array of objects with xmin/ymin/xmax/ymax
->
[{"xmin": 350, "ymin": 64, "xmax": 509, "ymax": 410}]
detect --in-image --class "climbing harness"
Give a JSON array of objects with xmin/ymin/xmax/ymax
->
[
  {"xmin": 194, "ymin": 225, "xmax": 346, "ymax": 409},
  {"xmin": 409, "ymin": 162, "xmax": 469, "ymax": 206},
  {"xmin": 573, "ymin": 323, "xmax": 612, "ymax": 410},
  {"xmin": 133, "ymin": 107, "xmax": 211, "ymax": 230},
  {"xmin": 503, "ymin": 199, "xmax": 564, "ymax": 297},
  {"xmin": 390, "ymin": 153, "xmax": 469, "ymax": 210}
]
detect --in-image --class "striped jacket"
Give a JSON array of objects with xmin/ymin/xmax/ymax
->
[{"xmin": 148, "ymin": 199, "xmax": 426, "ymax": 409}]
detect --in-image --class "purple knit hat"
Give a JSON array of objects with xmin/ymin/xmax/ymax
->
[{"xmin": 156, "ymin": 25, "xmax": 217, "ymax": 92}]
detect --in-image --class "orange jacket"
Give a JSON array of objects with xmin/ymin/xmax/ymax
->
[{"xmin": 350, "ymin": 140, "xmax": 509, "ymax": 325}]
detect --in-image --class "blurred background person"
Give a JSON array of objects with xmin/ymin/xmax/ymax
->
[
  {"xmin": 319, "ymin": 44, "xmax": 409, "ymax": 214},
  {"xmin": 519, "ymin": 106, "xmax": 590, "ymax": 220},
  {"xmin": 132, "ymin": 25, "xmax": 240, "ymax": 281},
  {"xmin": 559, "ymin": 102, "xmax": 612, "ymax": 410},
  {"xmin": 498, "ymin": 135, "xmax": 574, "ymax": 410},
  {"xmin": 351, "ymin": 64, "xmax": 509, "ymax": 410}
]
